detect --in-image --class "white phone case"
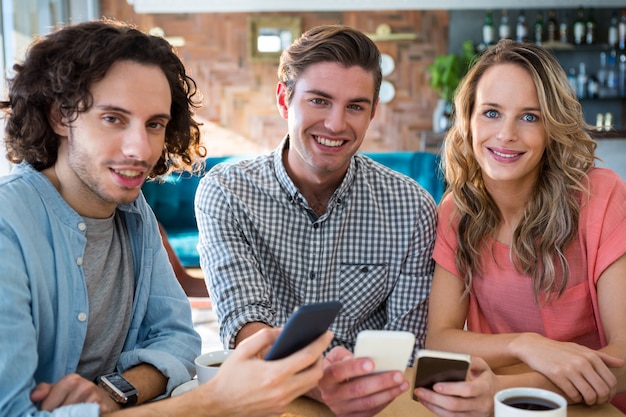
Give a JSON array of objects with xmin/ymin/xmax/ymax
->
[{"xmin": 354, "ymin": 330, "xmax": 416, "ymax": 372}]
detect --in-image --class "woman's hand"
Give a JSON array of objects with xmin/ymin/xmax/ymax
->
[
  {"xmin": 513, "ymin": 333, "xmax": 623, "ymax": 405},
  {"xmin": 414, "ymin": 356, "xmax": 497, "ymax": 417}
]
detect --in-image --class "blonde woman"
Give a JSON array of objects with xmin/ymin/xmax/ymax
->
[{"xmin": 416, "ymin": 39, "xmax": 626, "ymax": 416}]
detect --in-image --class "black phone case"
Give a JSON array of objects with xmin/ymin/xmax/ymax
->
[
  {"xmin": 412, "ymin": 356, "xmax": 470, "ymax": 400},
  {"xmin": 264, "ymin": 301, "xmax": 342, "ymax": 360}
]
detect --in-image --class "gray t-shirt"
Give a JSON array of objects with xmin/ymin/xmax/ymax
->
[{"xmin": 76, "ymin": 213, "xmax": 134, "ymax": 381}]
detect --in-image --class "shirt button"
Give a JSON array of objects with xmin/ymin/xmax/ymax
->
[
  {"xmin": 77, "ymin": 312, "xmax": 87, "ymax": 322},
  {"xmin": 78, "ymin": 222, "xmax": 86, "ymax": 231},
  {"xmin": 309, "ymin": 271, "xmax": 316, "ymax": 280},
  {"xmin": 313, "ymin": 223, "xmax": 319, "ymax": 229},
  {"xmin": 76, "ymin": 257, "xmax": 83, "ymax": 266}
]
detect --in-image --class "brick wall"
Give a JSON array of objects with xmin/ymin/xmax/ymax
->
[{"xmin": 100, "ymin": 1, "xmax": 449, "ymax": 154}]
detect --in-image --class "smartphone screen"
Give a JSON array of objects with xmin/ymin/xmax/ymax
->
[
  {"xmin": 412, "ymin": 349, "xmax": 470, "ymax": 401},
  {"xmin": 264, "ymin": 301, "xmax": 342, "ymax": 361}
]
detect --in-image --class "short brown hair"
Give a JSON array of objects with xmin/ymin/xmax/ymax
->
[{"xmin": 277, "ymin": 24, "xmax": 382, "ymax": 112}]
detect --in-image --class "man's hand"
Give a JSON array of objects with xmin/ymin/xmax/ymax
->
[
  {"xmin": 316, "ymin": 346, "xmax": 409, "ymax": 417},
  {"xmin": 30, "ymin": 373, "xmax": 120, "ymax": 413},
  {"xmin": 197, "ymin": 328, "xmax": 331, "ymax": 416}
]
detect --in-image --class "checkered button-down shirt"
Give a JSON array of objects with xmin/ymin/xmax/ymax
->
[{"xmin": 195, "ymin": 140, "xmax": 436, "ymax": 363}]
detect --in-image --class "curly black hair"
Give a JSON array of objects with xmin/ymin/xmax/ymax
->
[{"xmin": 1, "ymin": 18, "xmax": 205, "ymax": 177}]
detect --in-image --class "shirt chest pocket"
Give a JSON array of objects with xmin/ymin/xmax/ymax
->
[{"xmin": 339, "ymin": 263, "xmax": 388, "ymax": 320}]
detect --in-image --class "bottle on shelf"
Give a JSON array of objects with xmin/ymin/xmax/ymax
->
[
  {"xmin": 573, "ymin": 7, "xmax": 586, "ymax": 46},
  {"xmin": 567, "ymin": 67, "xmax": 577, "ymax": 94},
  {"xmin": 609, "ymin": 11, "xmax": 619, "ymax": 49},
  {"xmin": 619, "ymin": 9, "xmax": 626, "ymax": 50},
  {"xmin": 516, "ymin": 11, "xmax": 528, "ymax": 43},
  {"xmin": 547, "ymin": 9, "xmax": 558, "ymax": 44},
  {"xmin": 597, "ymin": 51, "xmax": 607, "ymax": 88},
  {"xmin": 534, "ymin": 12, "xmax": 544, "ymax": 45},
  {"xmin": 585, "ymin": 8, "xmax": 596, "ymax": 45},
  {"xmin": 598, "ymin": 51, "xmax": 608, "ymax": 91},
  {"xmin": 482, "ymin": 10, "xmax": 495, "ymax": 47},
  {"xmin": 577, "ymin": 62, "xmax": 587, "ymax": 99},
  {"xmin": 499, "ymin": 10, "xmax": 511, "ymax": 40},
  {"xmin": 604, "ymin": 113, "xmax": 613, "ymax": 131},
  {"xmin": 559, "ymin": 11, "xmax": 569, "ymax": 44},
  {"xmin": 607, "ymin": 49, "xmax": 619, "ymax": 97},
  {"xmin": 587, "ymin": 75, "xmax": 599, "ymax": 99},
  {"xmin": 596, "ymin": 113, "xmax": 604, "ymax": 132},
  {"xmin": 619, "ymin": 52, "xmax": 626, "ymax": 97}
]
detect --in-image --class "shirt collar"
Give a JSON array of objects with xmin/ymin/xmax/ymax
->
[{"xmin": 272, "ymin": 135, "xmax": 356, "ymax": 211}]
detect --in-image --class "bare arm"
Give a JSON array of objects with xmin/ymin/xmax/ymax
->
[
  {"xmin": 596, "ymin": 253, "xmax": 626, "ymax": 392},
  {"xmin": 235, "ymin": 322, "xmax": 272, "ymax": 347},
  {"xmin": 122, "ymin": 364, "xmax": 167, "ymax": 405}
]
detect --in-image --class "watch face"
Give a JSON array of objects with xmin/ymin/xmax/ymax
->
[
  {"xmin": 99, "ymin": 373, "xmax": 137, "ymax": 405},
  {"xmin": 104, "ymin": 373, "xmax": 135, "ymax": 392}
]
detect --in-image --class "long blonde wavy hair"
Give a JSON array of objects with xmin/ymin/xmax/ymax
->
[{"xmin": 443, "ymin": 39, "xmax": 597, "ymax": 300}]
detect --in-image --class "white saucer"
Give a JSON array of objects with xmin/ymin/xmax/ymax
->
[{"xmin": 171, "ymin": 379, "xmax": 199, "ymax": 397}]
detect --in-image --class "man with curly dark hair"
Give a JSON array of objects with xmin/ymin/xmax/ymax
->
[{"xmin": 0, "ymin": 19, "xmax": 331, "ymax": 417}]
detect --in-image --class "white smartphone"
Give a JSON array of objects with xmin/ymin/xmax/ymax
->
[
  {"xmin": 353, "ymin": 330, "xmax": 416, "ymax": 373},
  {"xmin": 412, "ymin": 349, "xmax": 471, "ymax": 400}
]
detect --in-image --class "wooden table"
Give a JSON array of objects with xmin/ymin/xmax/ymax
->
[{"xmin": 281, "ymin": 367, "xmax": 626, "ymax": 417}]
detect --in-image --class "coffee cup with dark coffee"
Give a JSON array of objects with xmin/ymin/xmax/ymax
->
[
  {"xmin": 194, "ymin": 349, "xmax": 235, "ymax": 385},
  {"xmin": 494, "ymin": 387, "xmax": 566, "ymax": 417}
]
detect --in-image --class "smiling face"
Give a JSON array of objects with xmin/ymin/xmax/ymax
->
[
  {"xmin": 48, "ymin": 60, "xmax": 171, "ymax": 218},
  {"xmin": 470, "ymin": 63, "xmax": 547, "ymax": 192},
  {"xmin": 277, "ymin": 61, "xmax": 378, "ymax": 186}
]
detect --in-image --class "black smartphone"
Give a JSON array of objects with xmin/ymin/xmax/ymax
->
[
  {"xmin": 264, "ymin": 301, "xmax": 342, "ymax": 361},
  {"xmin": 412, "ymin": 349, "xmax": 471, "ymax": 401}
]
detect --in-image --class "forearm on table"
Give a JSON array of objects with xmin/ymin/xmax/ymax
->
[
  {"xmin": 426, "ymin": 328, "xmax": 529, "ymax": 369},
  {"xmin": 495, "ymin": 372, "xmax": 572, "ymax": 402},
  {"xmin": 102, "ymin": 391, "xmax": 224, "ymax": 417},
  {"xmin": 121, "ymin": 364, "xmax": 167, "ymax": 405},
  {"xmin": 600, "ymin": 342, "xmax": 626, "ymax": 392}
]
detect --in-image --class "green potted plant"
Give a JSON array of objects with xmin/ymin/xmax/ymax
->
[{"xmin": 427, "ymin": 40, "xmax": 476, "ymax": 132}]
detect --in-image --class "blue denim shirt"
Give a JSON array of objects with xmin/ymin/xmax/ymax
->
[{"xmin": 0, "ymin": 163, "xmax": 201, "ymax": 417}]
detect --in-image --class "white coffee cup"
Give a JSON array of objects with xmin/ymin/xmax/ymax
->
[
  {"xmin": 194, "ymin": 349, "xmax": 234, "ymax": 384},
  {"xmin": 494, "ymin": 387, "xmax": 567, "ymax": 417}
]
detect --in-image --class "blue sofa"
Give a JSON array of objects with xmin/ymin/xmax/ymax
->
[{"xmin": 142, "ymin": 152, "xmax": 445, "ymax": 268}]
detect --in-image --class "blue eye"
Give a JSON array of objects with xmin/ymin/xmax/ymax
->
[
  {"xmin": 522, "ymin": 113, "xmax": 538, "ymax": 122},
  {"xmin": 485, "ymin": 110, "xmax": 498, "ymax": 118}
]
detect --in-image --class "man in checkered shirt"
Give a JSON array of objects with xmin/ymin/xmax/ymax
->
[{"xmin": 196, "ymin": 25, "xmax": 436, "ymax": 417}]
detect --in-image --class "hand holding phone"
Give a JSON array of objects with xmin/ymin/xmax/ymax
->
[
  {"xmin": 353, "ymin": 330, "xmax": 416, "ymax": 373},
  {"xmin": 264, "ymin": 301, "xmax": 342, "ymax": 361},
  {"xmin": 412, "ymin": 349, "xmax": 471, "ymax": 401}
]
